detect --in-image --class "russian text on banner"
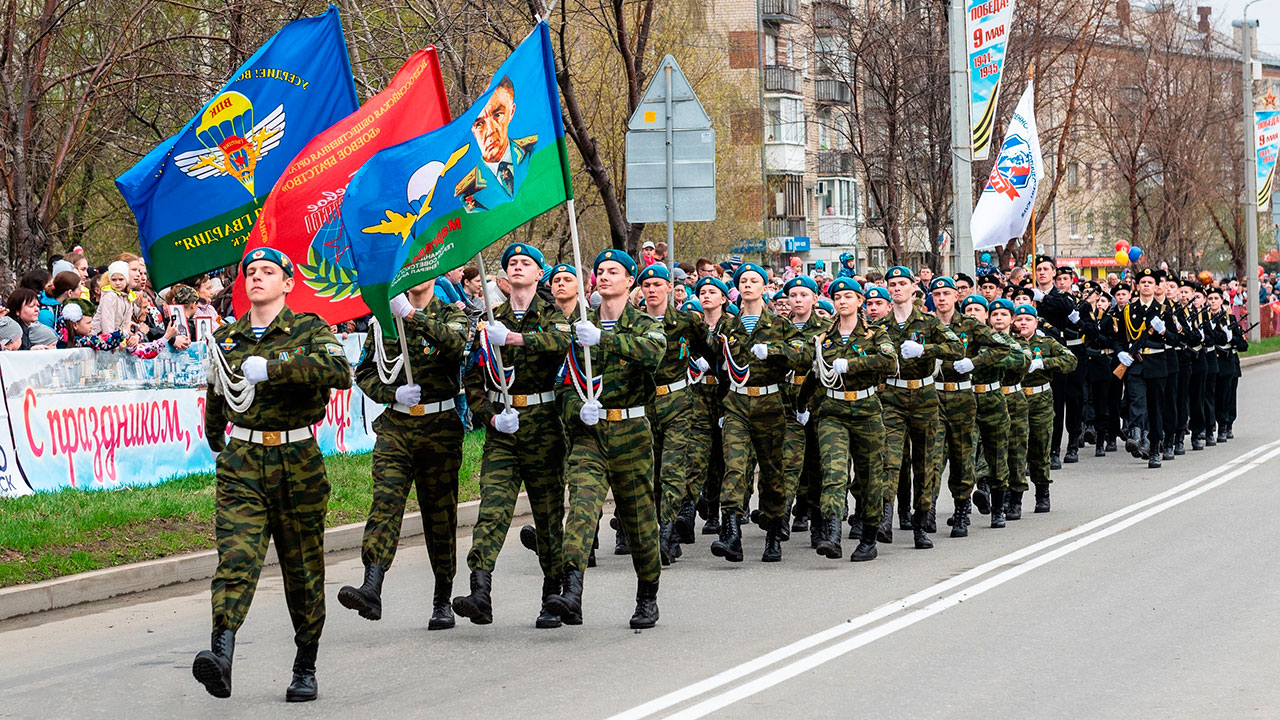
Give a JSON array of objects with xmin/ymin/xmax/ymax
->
[
  {"xmin": 341, "ymin": 21, "xmax": 573, "ymax": 336},
  {"xmin": 232, "ymin": 49, "xmax": 453, "ymax": 325},
  {"xmin": 1257, "ymin": 111, "xmax": 1279, "ymax": 211},
  {"xmin": 967, "ymin": 0, "xmax": 1016, "ymax": 160},
  {"xmin": 116, "ymin": 6, "xmax": 358, "ymax": 289},
  {"xmin": 971, "ymin": 83, "xmax": 1043, "ymax": 251}
]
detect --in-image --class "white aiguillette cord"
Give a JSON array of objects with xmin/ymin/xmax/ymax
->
[
  {"xmin": 204, "ymin": 333, "xmax": 256, "ymax": 413},
  {"xmin": 368, "ymin": 316, "xmax": 407, "ymax": 384},
  {"xmin": 813, "ymin": 334, "xmax": 844, "ymax": 390}
]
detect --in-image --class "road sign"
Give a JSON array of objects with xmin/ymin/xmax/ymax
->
[{"xmin": 625, "ymin": 55, "xmax": 716, "ymax": 225}]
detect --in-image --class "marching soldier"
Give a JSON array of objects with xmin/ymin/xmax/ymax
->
[
  {"xmin": 1116, "ymin": 268, "xmax": 1175, "ymax": 468},
  {"xmin": 963, "ymin": 295, "xmax": 1026, "ymax": 529},
  {"xmin": 1045, "ymin": 268, "xmax": 1092, "ymax": 467},
  {"xmin": 691, "ymin": 276, "xmax": 732, "ymax": 538},
  {"xmin": 194, "ymin": 248, "xmax": 352, "ymax": 702},
  {"xmin": 780, "ymin": 275, "xmax": 825, "ymax": 540},
  {"xmin": 1202, "ymin": 287, "xmax": 1226, "ymax": 446},
  {"xmin": 338, "ymin": 276, "xmax": 468, "ymax": 629},
  {"xmin": 1154, "ymin": 278, "xmax": 1183, "ymax": 462},
  {"xmin": 987, "ymin": 298, "xmax": 1030, "ymax": 521},
  {"xmin": 452, "ymin": 243, "xmax": 573, "ymax": 629},
  {"xmin": 547, "ymin": 249, "xmax": 665, "ymax": 629},
  {"xmin": 1086, "ymin": 287, "xmax": 1121, "ymax": 456},
  {"xmin": 1170, "ymin": 279, "xmax": 1199, "ymax": 455},
  {"xmin": 1012, "ymin": 304, "xmax": 1077, "ymax": 513}
]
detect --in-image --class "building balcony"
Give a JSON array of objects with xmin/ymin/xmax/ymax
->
[
  {"xmin": 814, "ymin": 78, "xmax": 852, "ymax": 105},
  {"xmin": 766, "ymin": 218, "xmax": 808, "ymax": 238},
  {"xmin": 762, "ymin": 0, "xmax": 802, "ymax": 24},
  {"xmin": 816, "ymin": 150, "xmax": 855, "ymax": 176},
  {"xmin": 764, "ymin": 143, "xmax": 806, "ymax": 173},
  {"xmin": 818, "ymin": 215, "xmax": 858, "ymax": 249},
  {"xmin": 814, "ymin": 2, "xmax": 847, "ymax": 29},
  {"xmin": 763, "ymin": 65, "xmax": 802, "ymax": 94}
]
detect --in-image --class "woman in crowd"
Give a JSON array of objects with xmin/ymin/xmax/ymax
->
[{"xmin": 6, "ymin": 289, "xmax": 56, "ymax": 350}]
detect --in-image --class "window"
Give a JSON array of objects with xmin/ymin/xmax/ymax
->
[
  {"xmin": 1068, "ymin": 211, "xmax": 1081, "ymax": 237},
  {"xmin": 1086, "ymin": 210, "xmax": 1096, "ymax": 236},
  {"xmin": 1068, "ymin": 162, "xmax": 1080, "ymax": 189},
  {"xmin": 817, "ymin": 178, "xmax": 856, "ymax": 217},
  {"xmin": 1086, "ymin": 163, "xmax": 1094, "ymax": 190},
  {"xmin": 870, "ymin": 246, "xmax": 888, "ymax": 268},
  {"xmin": 815, "ymin": 109, "xmax": 851, "ymax": 151},
  {"xmin": 765, "ymin": 97, "xmax": 804, "ymax": 144}
]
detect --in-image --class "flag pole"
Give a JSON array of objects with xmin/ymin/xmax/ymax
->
[
  {"xmin": 394, "ymin": 314, "xmax": 414, "ymax": 386},
  {"xmin": 1027, "ymin": 63, "xmax": 1037, "ymax": 265},
  {"xmin": 565, "ymin": 198, "xmax": 596, "ymax": 403},
  {"xmin": 474, "ymin": 251, "xmax": 514, "ymax": 407}
]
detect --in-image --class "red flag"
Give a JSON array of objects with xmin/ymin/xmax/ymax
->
[{"xmin": 233, "ymin": 48, "xmax": 452, "ymax": 323}]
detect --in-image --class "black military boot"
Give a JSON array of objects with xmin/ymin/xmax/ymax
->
[
  {"xmin": 762, "ymin": 518, "xmax": 783, "ymax": 563},
  {"xmin": 778, "ymin": 505, "xmax": 792, "ymax": 542},
  {"xmin": 1206, "ymin": 429, "xmax": 1217, "ymax": 446},
  {"xmin": 815, "ymin": 517, "xmax": 842, "ymax": 559},
  {"xmin": 808, "ymin": 508, "xmax": 823, "ymax": 549},
  {"xmin": 1138, "ymin": 430, "xmax": 1151, "ymax": 459},
  {"xmin": 1125, "ymin": 427, "xmax": 1142, "ymax": 458},
  {"xmin": 972, "ymin": 483, "xmax": 991, "ymax": 515},
  {"xmin": 924, "ymin": 507, "xmax": 937, "ymax": 534},
  {"xmin": 876, "ymin": 502, "xmax": 894, "ymax": 544},
  {"xmin": 630, "ymin": 579, "xmax": 660, "ymax": 629},
  {"xmin": 285, "ymin": 643, "xmax": 318, "ymax": 702},
  {"xmin": 949, "ymin": 499, "xmax": 971, "ymax": 538},
  {"xmin": 1217, "ymin": 428, "xmax": 1229, "ymax": 443},
  {"xmin": 1082, "ymin": 425, "xmax": 1096, "ymax": 445},
  {"xmin": 1006, "ymin": 491, "xmax": 1023, "ymax": 521},
  {"xmin": 990, "ymin": 489, "xmax": 1006, "ymax": 528},
  {"xmin": 1191, "ymin": 434, "xmax": 1204, "ymax": 451},
  {"xmin": 610, "ymin": 516, "xmax": 630, "ymax": 555},
  {"xmin": 536, "ymin": 575, "xmax": 562, "ymax": 629},
  {"xmin": 675, "ymin": 500, "xmax": 697, "ymax": 544},
  {"xmin": 1050, "ymin": 451, "xmax": 1062, "ymax": 470},
  {"xmin": 337, "ymin": 563, "xmax": 385, "ymax": 621},
  {"xmin": 701, "ymin": 500, "xmax": 721, "ymax": 535},
  {"xmin": 1226, "ymin": 424, "xmax": 1234, "ymax": 440},
  {"xmin": 451, "ymin": 570, "xmax": 493, "ymax": 625},
  {"xmin": 849, "ymin": 521, "xmax": 878, "ymax": 562},
  {"xmin": 710, "ymin": 511, "xmax": 744, "ymax": 562},
  {"xmin": 1161, "ymin": 443, "xmax": 1174, "ymax": 461},
  {"xmin": 1106, "ymin": 438, "xmax": 1118, "ymax": 452},
  {"xmin": 1148, "ymin": 451, "xmax": 1162, "ymax": 469},
  {"xmin": 658, "ymin": 521, "xmax": 675, "ymax": 566},
  {"xmin": 519, "ymin": 525, "xmax": 539, "ymax": 553},
  {"xmin": 911, "ymin": 510, "xmax": 933, "ymax": 549},
  {"xmin": 429, "ymin": 577, "xmax": 455, "ymax": 630},
  {"xmin": 1033, "ymin": 484, "xmax": 1051, "ymax": 514},
  {"xmin": 547, "ymin": 569, "xmax": 583, "ymax": 625},
  {"xmin": 791, "ymin": 509, "xmax": 810, "ymax": 534},
  {"xmin": 1096, "ymin": 439, "xmax": 1106, "ymax": 457},
  {"xmin": 847, "ymin": 513, "xmax": 863, "ymax": 540},
  {"xmin": 192, "ymin": 628, "xmax": 235, "ymax": 698},
  {"xmin": 1064, "ymin": 442, "xmax": 1079, "ymax": 464},
  {"xmin": 1174, "ymin": 438, "xmax": 1186, "ymax": 456},
  {"xmin": 898, "ymin": 503, "xmax": 913, "ymax": 531}
]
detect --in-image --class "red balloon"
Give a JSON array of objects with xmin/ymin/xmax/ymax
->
[{"xmin": 1115, "ymin": 240, "xmax": 1130, "ymax": 252}]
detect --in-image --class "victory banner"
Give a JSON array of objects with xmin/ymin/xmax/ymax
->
[
  {"xmin": 1257, "ymin": 111, "xmax": 1279, "ymax": 211},
  {"xmin": 116, "ymin": 6, "xmax": 358, "ymax": 289},
  {"xmin": 967, "ymin": 0, "xmax": 1016, "ymax": 160},
  {"xmin": 233, "ymin": 49, "xmax": 453, "ymax": 324},
  {"xmin": 972, "ymin": 83, "xmax": 1043, "ymax": 250},
  {"xmin": 342, "ymin": 22, "xmax": 572, "ymax": 335}
]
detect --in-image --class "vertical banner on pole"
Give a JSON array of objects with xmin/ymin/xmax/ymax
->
[
  {"xmin": 1256, "ymin": 111, "xmax": 1280, "ymax": 210},
  {"xmin": 966, "ymin": 0, "xmax": 1016, "ymax": 161}
]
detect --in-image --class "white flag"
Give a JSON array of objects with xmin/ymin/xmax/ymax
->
[{"xmin": 971, "ymin": 83, "xmax": 1044, "ymax": 251}]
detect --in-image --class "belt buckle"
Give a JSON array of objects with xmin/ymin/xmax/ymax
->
[
  {"xmin": 793, "ymin": 376, "xmax": 805, "ymax": 386},
  {"xmin": 907, "ymin": 379, "xmax": 921, "ymax": 390},
  {"xmin": 605, "ymin": 408, "xmax": 623, "ymax": 421},
  {"xmin": 943, "ymin": 382, "xmax": 956, "ymax": 391},
  {"xmin": 512, "ymin": 394, "xmax": 529, "ymax": 408},
  {"xmin": 410, "ymin": 404, "xmax": 427, "ymax": 416},
  {"xmin": 262, "ymin": 430, "xmax": 283, "ymax": 447},
  {"xmin": 656, "ymin": 385, "xmax": 670, "ymax": 396},
  {"xmin": 747, "ymin": 386, "xmax": 761, "ymax": 397},
  {"xmin": 1023, "ymin": 387, "xmax": 1033, "ymax": 396}
]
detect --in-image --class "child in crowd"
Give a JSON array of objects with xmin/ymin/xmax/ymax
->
[
  {"xmin": 57, "ymin": 300, "xmax": 176, "ymax": 357},
  {"xmin": 92, "ymin": 261, "xmax": 135, "ymax": 335}
]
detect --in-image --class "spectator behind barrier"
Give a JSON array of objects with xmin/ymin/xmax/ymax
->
[{"xmin": 6, "ymin": 289, "xmax": 55, "ymax": 350}]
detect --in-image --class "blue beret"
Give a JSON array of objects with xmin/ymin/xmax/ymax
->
[
  {"xmin": 884, "ymin": 266, "xmax": 912, "ymax": 281},
  {"xmin": 694, "ymin": 276, "xmax": 729, "ymax": 297},
  {"xmin": 827, "ymin": 277, "xmax": 864, "ymax": 298},
  {"xmin": 726, "ymin": 303, "xmax": 740, "ymax": 315},
  {"xmin": 1014, "ymin": 303, "xmax": 1038, "ymax": 317},
  {"xmin": 547, "ymin": 263, "xmax": 577, "ymax": 281},
  {"xmin": 242, "ymin": 247, "xmax": 294, "ymax": 277},
  {"xmin": 959, "ymin": 294, "xmax": 989, "ymax": 311},
  {"xmin": 732, "ymin": 262, "xmax": 768, "ymax": 287},
  {"xmin": 638, "ymin": 263, "xmax": 671, "ymax": 283},
  {"xmin": 864, "ymin": 286, "xmax": 892, "ymax": 302},
  {"xmin": 681, "ymin": 299, "xmax": 704, "ymax": 314},
  {"xmin": 989, "ymin": 298, "xmax": 1015, "ymax": 313},
  {"xmin": 816, "ymin": 299, "xmax": 835, "ymax": 314},
  {"xmin": 772, "ymin": 289, "xmax": 788, "ymax": 302},
  {"xmin": 928, "ymin": 276, "xmax": 957, "ymax": 292},
  {"xmin": 502, "ymin": 242, "xmax": 545, "ymax": 269},
  {"xmin": 783, "ymin": 275, "xmax": 819, "ymax": 294},
  {"xmin": 637, "ymin": 296, "xmax": 647, "ymax": 308},
  {"xmin": 594, "ymin": 249, "xmax": 638, "ymax": 276}
]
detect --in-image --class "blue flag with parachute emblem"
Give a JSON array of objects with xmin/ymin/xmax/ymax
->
[{"xmin": 115, "ymin": 5, "xmax": 358, "ymax": 289}]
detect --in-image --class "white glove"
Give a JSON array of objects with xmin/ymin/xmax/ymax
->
[
  {"xmin": 575, "ymin": 320, "xmax": 601, "ymax": 347},
  {"xmin": 241, "ymin": 356, "xmax": 268, "ymax": 384},
  {"xmin": 796, "ymin": 410, "xmax": 810, "ymax": 425},
  {"xmin": 492, "ymin": 408, "xmax": 520, "ymax": 434},
  {"xmin": 1199, "ymin": 328, "xmax": 1207, "ymax": 343},
  {"xmin": 390, "ymin": 294, "xmax": 415, "ymax": 319},
  {"xmin": 1225, "ymin": 327, "xmax": 1233, "ymax": 342},
  {"xmin": 1032, "ymin": 288, "xmax": 1045, "ymax": 302},
  {"xmin": 695, "ymin": 357, "xmax": 710, "ymax": 372},
  {"xmin": 1150, "ymin": 316, "xmax": 1166, "ymax": 334},
  {"xmin": 1068, "ymin": 309, "xmax": 1080, "ymax": 324},
  {"xmin": 832, "ymin": 358, "xmax": 849, "ymax": 374},
  {"xmin": 1028, "ymin": 358, "xmax": 1044, "ymax": 373},
  {"xmin": 900, "ymin": 340, "xmax": 924, "ymax": 359},
  {"xmin": 718, "ymin": 416, "xmax": 725, "ymax": 429},
  {"xmin": 751, "ymin": 343, "xmax": 768, "ymax": 360},
  {"xmin": 486, "ymin": 320, "xmax": 511, "ymax": 346},
  {"xmin": 580, "ymin": 400, "xmax": 601, "ymax": 426},
  {"xmin": 1118, "ymin": 352, "xmax": 1134, "ymax": 367},
  {"xmin": 395, "ymin": 384, "xmax": 422, "ymax": 406},
  {"xmin": 953, "ymin": 357, "xmax": 975, "ymax": 374}
]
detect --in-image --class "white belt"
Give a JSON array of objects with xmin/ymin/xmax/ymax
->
[
  {"xmin": 1066, "ymin": 338, "xmax": 1085, "ymax": 346},
  {"xmin": 601, "ymin": 406, "xmax": 646, "ymax": 421},
  {"xmin": 392, "ymin": 398, "xmax": 456, "ymax": 416},
  {"xmin": 973, "ymin": 382, "xmax": 1000, "ymax": 394},
  {"xmin": 1190, "ymin": 345, "xmax": 1203, "ymax": 352},
  {"xmin": 937, "ymin": 380, "xmax": 972, "ymax": 392},
  {"xmin": 826, "ymin": 387, "xmax": 877, "ymax": 402},
  {"xmin": 655, "ymin": 378, "xmax": 691, "ymax": 396},
  {"xmin": 1001, "ymin": 383, "xmax": 1022, "ymax": 395},
  {"xmin": 488, "ymin": 390, "xmax": 555, "ymax": 408},
  {"xmin": 229, "ymin": 424, "xmax": 314, "ymax": 447},
  {"xmin": 1023, "ymin": 383, "xmax": 1051, "ymax": 396},
  {"xmin": 1217, "ymin": 345, "xmax": 1229, "ymax": 351},
  {"xmin": 885, "ymin": 376, "xmax": 934, "ymax": 390},
  {"xmin": 731, "ymin": 383, "xmax": 781, "ymax": 397}
]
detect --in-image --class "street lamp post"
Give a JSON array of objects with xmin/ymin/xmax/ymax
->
[{"xmin": 1235, "ymin": 2, "xmax": 1262, "ymax": 341}]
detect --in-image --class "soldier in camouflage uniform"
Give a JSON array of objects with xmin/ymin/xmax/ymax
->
[
  {"xmin": 547, "ymin": 249, "xmax": 665, "ymax": 629},
  {"xmin": 875, "ymin": 266, "xmax": 964, "ymax": 549},
  {"xmin": 337, "ymin": 277, "xmax": 468, "ymax": 632},
  {"xmin": 708, "ymin": 263, "xmax": 804, "ymax": 563},
  {"xmin": 448, "ymin": 243, "xmax": 573, "ymax": 629},
  {"xmin": 988, "ymin": 300, "xmax": 1031, "ymax": 520},
  {"xmin": 1012, "ymin": 303, "xmax": 1077, "ymax": 515},
  {"xmin": 690, "ymin": 277, "xmax": 731, "ymax": 537},
  {"xmin": 806, "ymin": 278, "xmax": 894, "ymax": 561},
  {"xmin": 193, "ymin": 248, "xmax": 351, "ymax": 703},
  {"xmin": 926, "ymin": 279, "xmax": 1011, "ymax": 538},
  {"xmin": 966, "ymin": 297, "xmax": 1027, "ymax": 529},
  {"xmin": 779, "ymin": 275, "xmax": 826, "ymax": 541}
]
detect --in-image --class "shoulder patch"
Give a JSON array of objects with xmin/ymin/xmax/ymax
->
[
  {"xmin": 944, "ymin": 330, "xmax": 961, "ymax": 342},
  {"xmin": 324, "ymin": 343, "xmax": 344, "ymax": 356},
  {"xmin": 220, "ymin": 338, "xmax": 237, "ymax": 352},
  {"xmin": 879, "ymin": 342, "xmax": 895, "ymax": 356},
  {"xmin": 647, "ymin": 331, "xmax": 666, "ymax": 340},
  {"xmin": 447, "ymin": 320, "xmax": 465, "ymax": 332},
  {"xmin": 555, "ymin": 322, "xmax": 571, "ymax": 333}
]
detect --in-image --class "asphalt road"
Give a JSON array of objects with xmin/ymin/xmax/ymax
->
[{"xmin": 4, "ymin": 363, "xmax": 1280, "ymax": 719}]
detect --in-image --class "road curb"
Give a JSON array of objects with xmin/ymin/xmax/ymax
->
[
  {"xmin": 0, "ymin": 493, "xmax": 533, "ymax": 622},
  {"xmin": 1240, "ymin": 351, "xmax": 1280, "ymax": 369}
]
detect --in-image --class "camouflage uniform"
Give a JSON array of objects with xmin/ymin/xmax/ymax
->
[
  {"xmin": 1002, "ymin": 336, "xmax": 1032, "ymax": 493},
  {"xmin": 783, "ymin": 315, "xmax": 826, "ymax": 520},
  {"xmin": 464, "ymin": 294, "xmax": 572, "ymax": 580},
  {"xmin": 647, "ymin": 306, "xmax": 709, "ymax": 524},
  {"xmin": 204, "ymin": 307, "xmax": 352, "ymax": 648},
  {"xmin": 687, "ymin": 316, "xmax": 729, "ymax": 529},
  {"xmin": 355, "ymin": 297, "xmax": 468, "ymax": 584},
  {"xmin": 973, "ymin": 330, "xmax": 1029, "ymax": 495},
  {"xmin": 1019, "ymin": 331, "xmax": 1077, "ymax": 489}
]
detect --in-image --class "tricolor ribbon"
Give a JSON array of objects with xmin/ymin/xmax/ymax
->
[
  {"xmin": 477, "ymin": 327, "xmax": 515, "ymax": 388},
  {"xmin": 720, "ymin": 333, "xmax": 751, "ymax": 387}
]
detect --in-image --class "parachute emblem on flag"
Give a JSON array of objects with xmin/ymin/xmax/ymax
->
[
  {"xmin": 985, "ymin": 133, "xmax": 1033, "ymax": 200},
  {"xmin": 172, "ymin": 91, "xmax": 287, "ymax": 197},
  {"xmin": 299, "ymin": 209, "xmax": 362, "ymax": 301}
]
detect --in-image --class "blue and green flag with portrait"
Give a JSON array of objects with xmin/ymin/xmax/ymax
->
[
  {"xmin": 116, "ymin": 6, "xmax": 358, "ymax": 289},
  {"xmin": 341, "ymin": 21, "xmax": 573, "ymax": 336}
]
